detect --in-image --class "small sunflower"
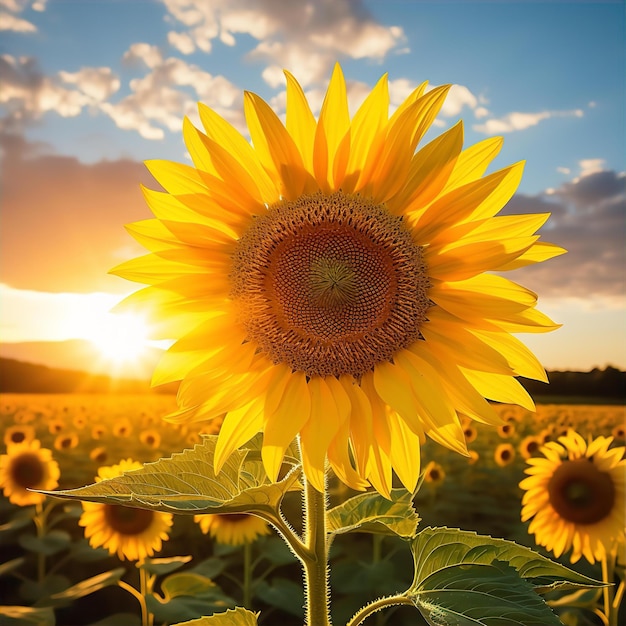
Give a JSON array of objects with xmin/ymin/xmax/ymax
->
[
  {"xmin": 139, "ymin": 429, "xmax": 161, "ymax": 449},
  {"xmin": 520, "ymin": 430, "xmax": 625, "ymax": 564},
  {"xmin": 195, "ymin": 513, "xmax": 271, "ymax": 546},
  {"xmin": 519, "ymin": 435, "xmax": 542, "ymax": 460},
  {"xmin": 0, "ymin": 440, "xmax": 60, "ymax": 506},
  {"xmin": 423, "ymin": 461, "xmax": 446, "ymax": 486},
  {"xmin": 112, "ymin": 64, "xmax": 564, "ymax": 496},
  {"xmin": 54, "ymin": 432, "xmax": 79, "ymax": 451},
  {"xmin": 4, "ymin": 424, "xmax": 36, "ymax": 446},
  {"xmin": 79, "ymin": 459, "xmax": 173, "ymax": 561},
  {"xmin": 494, "ymin": 443, "xmax": 516, "ymax": 467},
  {"xmin": 497, "ymin": 422, "xmax": 516, "ymax": 439}
]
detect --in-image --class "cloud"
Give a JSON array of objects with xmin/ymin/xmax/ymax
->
[
  {"xmin": 0, "ymin": 134, "xmax": 154, "ymax": 293},
  {"xmin": 0, "ymin": 55, "xmax": 119, "ymax": 131},
  {"xmin": 503, "ymin": 166, "xmax": 626, "ymax": 302},
  {"xmin": 102, "ymin": 46, "xmax": 243, "ymax": 140},
  {"xmin": 162, "ymin": 0, "xmax": 406, "ymax": 87},
  {"xmin": 0, "ymin": 11, "xmax": 36, "ymax": 31},
  {"xmin": 473, "ymin": 108, "xmax": 584, "ymax": 134}
]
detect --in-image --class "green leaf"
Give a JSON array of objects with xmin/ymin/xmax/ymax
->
[
  {"xmin": 147, "ymin": 573, "xmax": 236, "ymax": 623},
  {"xmin": 21, "ymin": 575, "xmax": 70, "ymax": 603},
  {"xmin": 411, "ymin": 527, "xmax": 603, "ymax": 595},
  {"xmin": 412, "ymin": 560, "xmax": 563, "ymax": 626},
  {"xmin": 19, "ymin": 530, "xmax": 71, "ymax": 555},
  {"xmin": 171, "ymin": 607, "xmax": 259, "ymax": 626},
  {"xmin": 327, "ymin": 488, "xmax": 420, "ymax": 538},
  {"xmin": 38, "ymin": 435, "xmax": 301, "ymax": 519},
  {"xmin": 256, "ymin": 578, "xmax": 304, "ymax": 619},
  {"xmin": 140, "ymin": 555, "xmax": 192, "ymax": 575},
  {"xmin": 0, "ymin": 605, "xmax": 56, "ymax": 625},
  {"xmin": 47, "ymin": 568, "xmax": 125, "ymax": 605},
  {"xmin": 0, "ymin": 557, "xmax": 25, "ymax": 577}
]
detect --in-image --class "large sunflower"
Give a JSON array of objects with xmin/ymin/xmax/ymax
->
[
  {"xmin": 195, "ymin": 513, "xmax": 271, "ymax": 546},
  {"xmin": 112, "ymin": 64, "xmax": 564, "ymax": 496},
  {"xmin": 79, "ymin": 459, "xmax": 173, "ymax": 561},
  {"xmin": 0, "ymin": 440, "xmax": 60, "ymax": 507},
  {"xmin": 520, "ymin": 430, "xmax": 625, "ymax": 564}
]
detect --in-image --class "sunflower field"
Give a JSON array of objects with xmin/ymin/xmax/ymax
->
[{"xmin": 1, "ymin": 393, "xmax": 623, "ymax": 626}]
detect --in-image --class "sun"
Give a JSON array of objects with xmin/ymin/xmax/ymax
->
[{"xmin": 88, "ymin": 311, "xmax": 150, "ymax": 364}]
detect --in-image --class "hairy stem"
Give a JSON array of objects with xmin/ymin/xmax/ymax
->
[
  {"xmin": 302, "ymin": 476, "xmax": 331, "ymax": 626},
  {"xmin": 347, "ymin": 594, "xmax": 414, "ymax": 626}
]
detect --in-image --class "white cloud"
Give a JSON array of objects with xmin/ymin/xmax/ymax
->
[
  {"xmin": 58, "ymin": 67, "xmax": 120, "ymax": 101},
  {"xmin": 162, "ymin": 0, "xmax": 406, "ymax": 88},
  {"xmin": 557, "ymin": 166, "xmax": 571, "ymax": 175},
  {"xmin": 473, "ymin": 108, "xmax": 584, "ymax": 135},
  {"xmin": 578, "ymin": 158, "xmax": 605, "ymax": 178},
  {"xmin": 167, "ymin": 30, "xmax": 196, "ymax": 55},
  {"xmin": 0, "ymin": 11, "xmax": 36, "ymax": 31},
  {"xmin": 439, "ymin": 84, "xmax": 477, "ymax": 117},
  {"xmin": 101, "ymin": 50, "xmax": 242, "ymax": 140}
]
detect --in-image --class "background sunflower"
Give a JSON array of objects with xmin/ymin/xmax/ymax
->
[
  {"xmin": 194, "ymin": 513, "xmax": 272, "ymax": 546},
  {"xmin": 520, "ymin": 430, "xmax": 625, "ymax": 564}
]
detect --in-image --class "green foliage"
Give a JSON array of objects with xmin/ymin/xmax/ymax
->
[
  {"xmin": 39, "ymin": 435, "xmax": 300, "ymax": 521},
  {"xmin": 328, "ymin": 488, "xmax": 420, "ymax": 538},
  {"xmin": 171, "ymin": 607, "xmax": 259, "ymax": 626},
  {"xmin": 407, "ymin": 527, "xmax": 605, "ymax": 626},
  {"xmin": 0, "ymin": 605, "xmax": 56, "ymax": 625}
]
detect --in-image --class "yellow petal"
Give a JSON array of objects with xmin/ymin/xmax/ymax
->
[
  {"xmin": 244, "ymin": 91, "xmax": 308, "ymax": 199},
  {"xmin": 460, "ymin": 367, "xmax": 536, "ymax": 411},
  {"xmin": 284, "ymin": 70, "xmax": 316, "ymax": 175},
  {"xmin": 262, "ymin": 369, "xmax": 311, "ymax": 481},
  {"xmin": 343, "ymin": 73, "xmax": 389, "ymax": 193},
  {"xmin": 387, "ymin": 410, "xmax": 421, "ymax": 493},
  {"xmin": 498, "ymin": 241, "xmax": 567, "ymax": 270},
  {"xmin": 299, "ymin": 377, "xmax": 344, "ymax": 492},
  {"xmin": 198, "ymin": 102, "xmax": 279, "ymax": 203},
  {"xmin": 442, "ymin": 135, "xmax": 504, "ymax": 192},
  {"xmin": 313, "ymin": 63, "xmax": 351, "ymax": 191},
  {"xmin": 145, "ymin": 159, "xmax": 207, "ymax": 195},
  {"xmin": 214, "ymin": 398, "xmax": 265, "ymax": 474}
]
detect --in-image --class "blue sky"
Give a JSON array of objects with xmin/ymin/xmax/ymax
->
[{"xmin": 1, "ymin": 0, "xmax": 625, "ymax": 370}]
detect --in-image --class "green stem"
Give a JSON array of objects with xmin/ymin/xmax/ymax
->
[
  {"xmin": 243, "ymin": 542, "xmax": 253, "ymax": 609},
  {"xmin": 602, "ymin": 551, "xmax": 618, "ymax": 626},
  {"xmin": 302, "ymin": 475, "xmax": 331, "ymax": 626},
  {"xmin": 118, "ymin": 579, "xmax": 150, "ymax": 626},
  {"xmin": 34, "ymin": 502, "xmax": 46, "ymax": 584},
  {"xmin": 346, "ymin": 594, "xmax": 414, "ymax": 626}
]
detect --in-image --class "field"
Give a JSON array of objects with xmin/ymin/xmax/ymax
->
[{"xmin": 1, "ymin": 393, "xmax": 624, "ymax": 625}]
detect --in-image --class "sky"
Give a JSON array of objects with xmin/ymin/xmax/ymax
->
[{"xmin": 1, "ymin": 0, "xmax": 625, "ymax": 372}]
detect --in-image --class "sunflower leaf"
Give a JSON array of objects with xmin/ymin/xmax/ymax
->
[
  {"xmin": 411, "ymin": 560, "xmax": 563, "ymax": 626},
  {"xmin": 37, "ymin": 435, "xmax": 300, "ymax": 518},
  {"xmin": 169, "ymin": 607, "xmax": 259, "ymax": 626},
  {"xmin": 47, "ymin": 568, "xmax": 126, "ymax": 605},
  {"xmin": 327, "ymin": 488, "xmax": 420, "ymax": 538},
  {"xmin": 410, "ymin": 527, "xmax": 604, "ymax": 596}
]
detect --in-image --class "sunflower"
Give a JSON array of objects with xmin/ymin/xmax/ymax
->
[
  {"xmin": 79, "ymin": 459, "xmax": 173, "ymax": 561},
  {"xmin": 494, "ymin": 443, "xmax": 516, "ymax": 467},
  {"xmin": 520, "ymin": 430, "xmax": 625, "ymax": 564},
  {"xmin": 195, "ymin": 513, "xmax": 271, "ymax": 546},
  {"xmin": 54, "ymin": 432, "xmax": 79, "ymax": 451},
  {"xmin": 4, "ymin": 424, "xmax": 36, "ymax": 446},
  {"xmin": 519, "ymin": 435, "xmax": 542, "ymax": 459},
  {"xmin": 0, "ymin": 440, "xmax": 60, "ymax": 506},
  {"xmin": 423, "ymin": 461, "xmax": 446, "ymax": 486},
  {"xmin": 112, "ymin": 64, "xmax": 564, "ymax": 496}
]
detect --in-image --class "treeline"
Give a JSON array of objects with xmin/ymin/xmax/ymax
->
[
  {"xmin": 0, "ymin": 357, "xmax": 624, "ymax": 401},
  {"xmin": 520, "ymin": 366, "xmax": 625, "ymax": 401}
]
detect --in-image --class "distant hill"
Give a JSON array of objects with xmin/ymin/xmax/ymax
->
[
  {"xmin": 0, "ymin": 357, "xmax": 176, "ymax": 394},
  {"xmin": 0, "ymin": 339, "xmax": 163, "ymax": 380}
]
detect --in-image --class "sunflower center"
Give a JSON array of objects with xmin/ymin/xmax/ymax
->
[
  {"xmin": 104, "ymin": 505, "xmax": 154, "ymax": 535},
  {"xmin": 548, "ymin": 458, "xmax": 615, "ymax": 525},
  {"xmin": 12, "ymin": 453, "xmax": 45, "ymax": 488},
  {"xmin": 231, "ymin": 191, "xmax": 431, "ymax": 378}
]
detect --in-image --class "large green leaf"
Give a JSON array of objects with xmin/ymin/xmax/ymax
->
[
  {"xmin": 327, "ymin": 488, "xmax": 420, "ymax": 538},
  {"xmin": 411, "ymin": 527, "xmax": 602, "ymax": 594},
  {"xmin": 412, "ymin": 560, "xmax": 563, "ymax": 626},
  {"xmin": 172, "ymin": 607, "xmax": 259, "ymax": 626},
  {"xmin": 0, "ymin": 605, "xmax": 56, "ymax": 625},
  {"xmin": 38, "ymin": 436, "xmax": 300, "ymax": 518}
]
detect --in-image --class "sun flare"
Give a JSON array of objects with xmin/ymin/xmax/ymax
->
[{"xmin": 88, "ymin": 312, "xmax": 150, "ymax": 364}]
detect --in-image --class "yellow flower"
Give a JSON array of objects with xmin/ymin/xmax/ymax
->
[
  {"xmin": 494, "ymin": 443, "xmax": 516, "ymax": 467},
  {"xmin": 4, "ymin": 424, "xmax": 36, "ymax": 447},
  {"xmin": 139, "ymin": 429, "xmax": 161, "ymax": 449},
  {"xmin": 54, "ymin": 432, "xmax": 79, "ymax": 451},
  {"xmin": 194, "ymin": 513, "xmax": 271, "ymax": 546},
  {"xmin": 423, "ymin": 461, "xmax": 446, "ymax": 486},
  {"xmin": 0, "ymin": 440, "xmax": 60, "ymax": 506},
  {"xmin": 520, "ymin": 430, "xmax": 625, "ymax": 564},
  {"xmin": 79, "ymin": 459, "xmax": 173, "ymax": 561},
  {"xmin": 112, "ymin": 64, "xmax": 564, "ymax": 496},
  {"xmin": 519, "ymin": 435, "xmax": 542, "ymax": 460},
  {"xmin": 497, "ymin": 422, "xmax": 516, "ymax": 439}
]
